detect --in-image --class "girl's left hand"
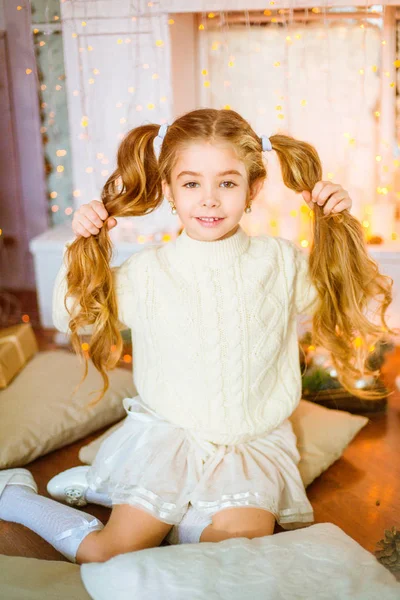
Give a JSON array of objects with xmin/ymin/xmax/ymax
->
[{"xmin": 301, "ymin": 182, "xmax": 352, "ymax": 215}]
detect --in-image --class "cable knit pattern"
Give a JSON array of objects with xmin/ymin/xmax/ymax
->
[{"xmin": 52, "ymin": 226, "xmax": 318, "ymax": 446}]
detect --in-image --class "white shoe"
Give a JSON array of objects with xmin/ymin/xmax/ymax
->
[
  {"xmin": 47, "ymin": 466, "xmax": 90, "ymax": 507},
  {"xmin": 0, "ymin": 468, "xmax": 38, "ymax": 518}
]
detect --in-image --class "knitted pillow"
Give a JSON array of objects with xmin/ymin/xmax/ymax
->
[
  {"xmin": 78, "ymin": 399, "xmax": 368, "ymax": 488},
  {"xmin": 0, "ymin": 350, "xmax": 136, "ymax": 469}
]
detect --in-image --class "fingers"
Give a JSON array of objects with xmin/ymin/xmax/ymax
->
[
  {"xmin": 312, "ymin": 183, "xmax": 341, "ymax": 205},
  {"xmin": 107, "ymin": 218, "xmax": 117, "ymax": 229},
  {"xmin": 310, "ymin": 181, "xmax": 326, "ymax": 203},
  {"xmin": 328, "ymin": 199, "xmax": 350, "ymax": 214},
  {"xmin": 73, "ymin": 214, "xmax": 100, "ymax": 237},
  {"xmin": 322, "ymin": 192, "xmax": 349, "ymax": 214},
  {"xmin": 72, "ymin": 201, "xmax": 114, "ymax": 238},
  {"xmin": 90, "ymin": 200, "xmax": 109, "ymax": 221}
]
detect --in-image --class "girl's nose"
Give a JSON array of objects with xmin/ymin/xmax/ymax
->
[{"xmin": 202, "ymin": 196, "xmax": 219, "ymax": 207}]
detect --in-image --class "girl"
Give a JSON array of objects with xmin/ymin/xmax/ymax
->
[{"xmin": 0, "ymin": 108, "xmax": 394, "ymax": 565}]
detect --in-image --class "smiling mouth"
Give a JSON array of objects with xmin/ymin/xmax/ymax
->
[{"xmin": 195, "ymin": 217, "xmax": 224, "ymax": 221}]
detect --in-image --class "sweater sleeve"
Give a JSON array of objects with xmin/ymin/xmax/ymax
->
[
  {"xmin": 52, "ymin": 243, "xmax": 137, "ymax": 334},
  {"xmin": 293, "ymin": 245, "xmax": 319, "ymax": 317}
]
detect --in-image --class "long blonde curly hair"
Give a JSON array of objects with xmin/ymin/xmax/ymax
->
[{"xmin": 63, "ymin": 108, "xmax": 398, "ymax": 404}]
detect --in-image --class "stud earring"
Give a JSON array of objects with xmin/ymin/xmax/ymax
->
[{"xmin": 245, "ymin": 205, "xmax": 252, "ymax": 214}]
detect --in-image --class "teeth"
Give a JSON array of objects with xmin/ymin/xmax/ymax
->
[{"xmin": 199, "ymin": 217, "xmax": 219, "ymax": 221}]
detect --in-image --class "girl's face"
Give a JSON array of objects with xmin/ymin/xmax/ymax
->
[{"xmin": 162, "ymin": 141, "xmax": 262, "ymax": 242}]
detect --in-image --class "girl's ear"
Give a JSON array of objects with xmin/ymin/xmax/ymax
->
[
  {"xmin": 250, "ymin": 178, "xmax": 264, "ymax": 201},
  {"xmin": 162, "ymin": 180, "xmax": 172, "ymax": 203}
]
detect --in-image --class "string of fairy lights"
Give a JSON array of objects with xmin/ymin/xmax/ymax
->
[
  {"xmin": 20, "ymin": 1, "xmax": 400, "ymax": 251},
  {"xmin": 3, "ymin": 1, "xmax": 400, "ymax": 353}
]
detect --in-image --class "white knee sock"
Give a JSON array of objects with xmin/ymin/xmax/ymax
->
[
  {"xmin": 166, "ymin": 504, "xmax": 213, "ymax": 545},
  {"xmin": 0, "ymin": 485, "xmax": 103, "ymax": 563}
]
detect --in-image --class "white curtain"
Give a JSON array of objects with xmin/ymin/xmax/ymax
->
[{"xmin": 200, "ymin": 20, "xmax": 381, "ymax": 241}]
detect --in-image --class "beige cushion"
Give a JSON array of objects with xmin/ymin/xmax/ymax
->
[
  {"xmin": 0, "ymin": 555, "xmax": 89, "ymax": 600},
  {"xmin": 79, "ymin": 399, "xmax": 369, "ymax": 488},
  {"xmin": 290, "ymin": 400, "xmax": 369, "ymax": 486},
  {"xmin": 0, "ymin": 350, "xmax": 136, "ymax": 469}
]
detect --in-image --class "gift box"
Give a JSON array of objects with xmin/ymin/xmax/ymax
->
[{"xmin": 0, "ymin": 323, "xmax": 39, "ymax": 388}]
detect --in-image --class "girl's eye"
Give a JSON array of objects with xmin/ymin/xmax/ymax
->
[
  {"xmin": 183, "ymin": 182, "xmax": 199, "ymax": 188},
  {"xmin": 221, "ymin": 181, "xmax": 236, "ymax": 188}
]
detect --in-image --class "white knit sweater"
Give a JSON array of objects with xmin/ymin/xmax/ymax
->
[{"xmin": 52, "ymin": 225, "xmax": 318, "ymax": 445}]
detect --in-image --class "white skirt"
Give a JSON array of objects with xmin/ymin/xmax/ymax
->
[{"xmin": 86, "ymin": 395, "xmax": 314, "ymax": 530}]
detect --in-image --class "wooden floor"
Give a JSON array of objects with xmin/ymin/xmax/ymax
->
[{"xmin": 1, "ymin": 291, "xmax": 400, "ymax": 562}]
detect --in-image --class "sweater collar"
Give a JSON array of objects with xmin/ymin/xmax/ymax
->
[{"xmin": 173, "ymin": 224, "xmax": 250, "ymax": 268}]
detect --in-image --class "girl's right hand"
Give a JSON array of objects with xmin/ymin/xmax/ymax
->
[{"xmin": 72, "ymin": 200, "xmax": 117, "ymax": 238}]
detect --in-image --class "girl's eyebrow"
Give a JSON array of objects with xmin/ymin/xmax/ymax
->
[{"xmin": 177, "ymin": 170, "xmax": 243, "ymax": 178}]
